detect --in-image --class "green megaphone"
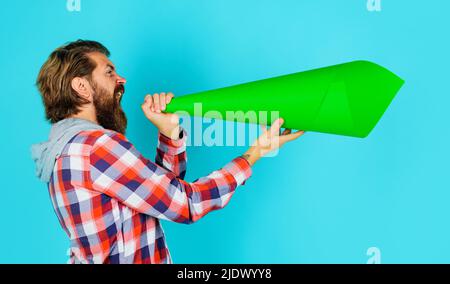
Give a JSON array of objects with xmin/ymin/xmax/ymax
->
[{"xmin": 164, "ymin": 60, "xmax": 404, "ymax": 138}]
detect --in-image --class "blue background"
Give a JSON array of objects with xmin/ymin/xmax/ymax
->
[{"xmin": 0, "ymin": 0, "xmax": 449, "ymax": 263}]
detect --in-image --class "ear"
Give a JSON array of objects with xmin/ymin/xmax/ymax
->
[{"xmin": 71, "ymin": 77, "xmax": 93, "ymax": 101}]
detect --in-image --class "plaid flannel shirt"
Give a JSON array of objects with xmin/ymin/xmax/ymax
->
[{"xmin": 48, "ymin": 128, "xmax": 252, "ymax": 264}]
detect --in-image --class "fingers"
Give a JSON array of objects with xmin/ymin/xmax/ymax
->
[
  {"xmin": 280, "ymin": 130, "xmax": 305, "ymax": 144},
  {"xmin": 148, "ymin": 94, "xmax": 155, "ymax": 112},
  {"xmin": 142, "ymin": 94, "xmax": 152, "ymax": 110},
  {"xmin": 144, "ymin": 94, "xmax": 152, "ymax": 105},
  {"xmin": 153, "ymin": 93, "xmax": 160, "ymax": 113},
  {"xmin": 160, "ymin": 93, "xmax": 167, "ymax": 111},
  {"xmin": 260, "ymin": 124, "xmax": 267, "ymax": 133},
  {"xmin": 144, "ymin": 92, "xmax": 175, "ymax": 113},
  {"xmin": 141, "ymin": 94, "xmax": 153, "ymax": 117},
  {"xmin": 269, "ymin": 118, "xmax": 284, "ymax": 136}
]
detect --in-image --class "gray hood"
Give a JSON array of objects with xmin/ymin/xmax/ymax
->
[{"xmin": 31, "ymin": 118, "xmax": 104, "ymax": 183}]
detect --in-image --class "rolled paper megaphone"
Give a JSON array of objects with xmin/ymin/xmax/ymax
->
[{"xmin": 164, "ymin": 60, "xmax": 404, "ymax": 138}]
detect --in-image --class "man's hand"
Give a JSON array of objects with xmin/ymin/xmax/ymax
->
[
  {"xmin": 242, "ymin": 118, "xmax": 305, "ymax": 166},
  {"xmin": 141, "ymin": 92, "xmax": 180, "ymax": 140}
]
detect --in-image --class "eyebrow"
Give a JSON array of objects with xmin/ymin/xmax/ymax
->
[{"xmin": 106, "ymin": 64, "xmax": 115, "ymax": 71}]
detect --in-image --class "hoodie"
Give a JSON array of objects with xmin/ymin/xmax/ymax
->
[{"xmin": 31, "ymin": 118, "xmax": 104, "ymax": 183}]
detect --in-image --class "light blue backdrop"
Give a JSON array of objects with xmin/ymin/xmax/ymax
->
[{"xmin": 0, "ymin": 0, "xmax": 449, "ymax": 263}]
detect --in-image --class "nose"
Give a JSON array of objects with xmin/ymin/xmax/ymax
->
[{"xmin": 117, "ymin": 75, "xmax": 126, "ymax": 85}]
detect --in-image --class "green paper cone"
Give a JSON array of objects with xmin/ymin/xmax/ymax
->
[{"xmin": 164, "ymin": 60, "xmax": 404, "ymax": 138}]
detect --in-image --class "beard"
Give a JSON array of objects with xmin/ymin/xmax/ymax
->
[{"xmin": 92, "ymin": 82, "xmax": 127, "ymax": 135}]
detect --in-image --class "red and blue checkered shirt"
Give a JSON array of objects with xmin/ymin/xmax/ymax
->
[{"xmin": 48, "ymin": 128, "xmax": 252, "ymax": 264}]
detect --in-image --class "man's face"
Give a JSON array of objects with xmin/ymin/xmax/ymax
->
[{"xmin": 88, "ymin": 52, "xmax": 127, "ymax": 134}]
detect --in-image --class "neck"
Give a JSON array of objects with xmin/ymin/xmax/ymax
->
[{"xmin": 69, "ymin": 105, "xmax": 98, "ymax": 125}]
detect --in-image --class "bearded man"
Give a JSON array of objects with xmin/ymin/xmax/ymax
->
[{"xmin": 31, "ymin": 40, "xmax": 304, "ymax": 264}]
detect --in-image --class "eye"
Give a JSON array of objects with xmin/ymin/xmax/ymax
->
[{"xmin": 107, "ymin": 70, "xmax": 114, "ymax": 76}]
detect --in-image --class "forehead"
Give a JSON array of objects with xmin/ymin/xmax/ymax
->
[{"xmin": 89, "ymin": 51, "xmax": 113, "ymax": 69}]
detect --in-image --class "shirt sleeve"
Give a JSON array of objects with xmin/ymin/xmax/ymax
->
[
  {"xmin": 155, "ymin": 128, "xmax": 187, "ymax": 179},
  {"xmin": 89, "ymin": 131, "xmax": 252, "ymax": 224}
]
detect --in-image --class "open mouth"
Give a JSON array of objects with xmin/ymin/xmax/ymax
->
[{"xmin": 115, "ymin": 85, "xmax": 125, "ymax": 100}]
